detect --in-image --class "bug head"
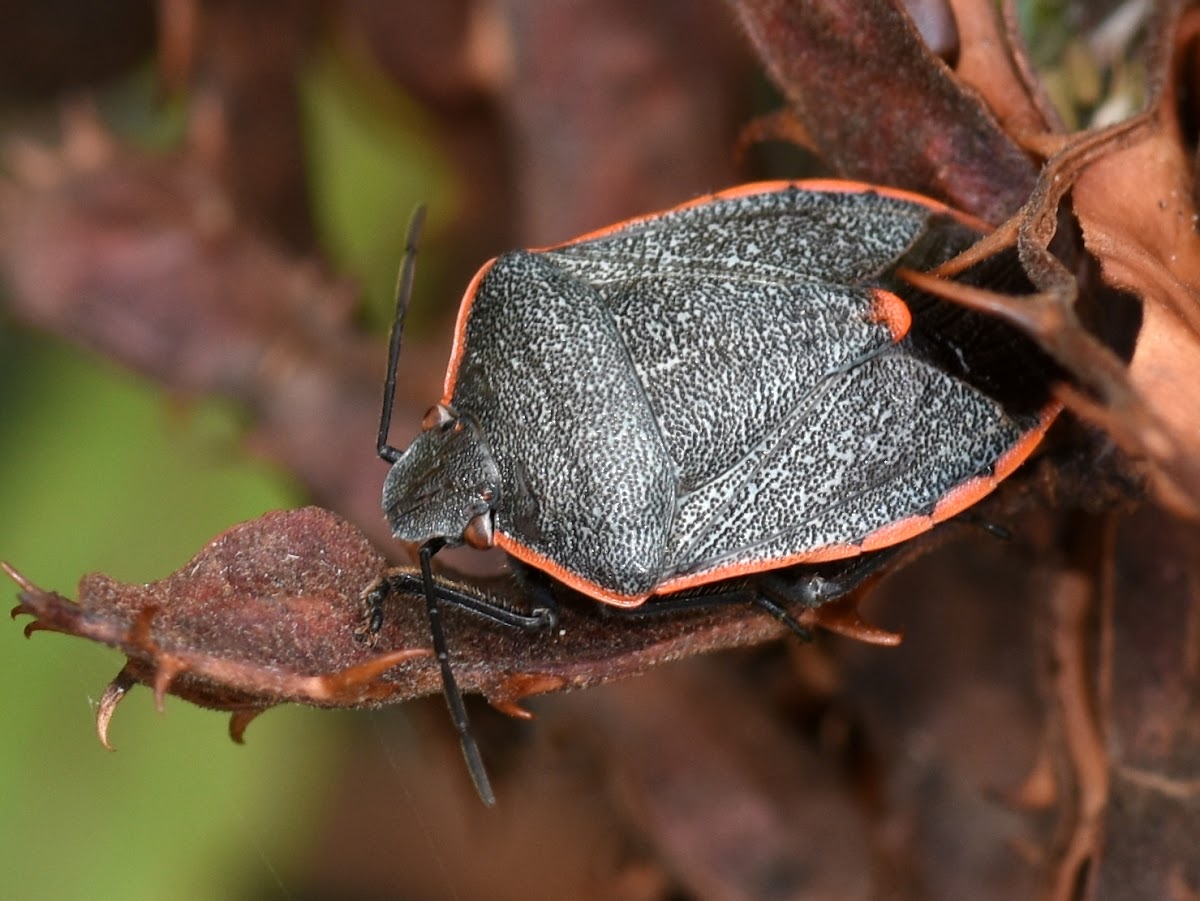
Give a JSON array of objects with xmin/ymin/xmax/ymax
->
[
  {"xmin": 376, "ymin": 209, "xmax": 500, "ymax": 549},
  {"xmin": 382, "ymin": 404, "xmax": 501, "ymax": 549}
]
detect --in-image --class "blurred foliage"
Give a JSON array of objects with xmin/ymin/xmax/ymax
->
[
  {"xmin": 0, "ymin": 332, "xmax": 327, "ymax": 901},
  {"xmin": 301, "ymin": 43, "xmax": 456, "ymax": 330},
  {"xmin": 0, "ymin": 33, "xmax": 451, "ymax": 901},
  {"xmin": 1017, "ymin": 0, "xmax": 1149, "ymax": 129}
]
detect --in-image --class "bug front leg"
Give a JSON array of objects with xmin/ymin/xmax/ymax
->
[
  {"xmin": 357, "ymin": 550, "xmax": 559, "ymax": 807},
  {"xmin": 353, "ymin": 542, "xmax": 501, "ymax": 805},
  {"xmin": 418, "ymin": 539, "xmax": 497, "ymax": 807}
]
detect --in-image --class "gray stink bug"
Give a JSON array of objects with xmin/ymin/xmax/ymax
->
[{"xmin": 374, "ymin": 180, "xmax": 1060, "ymax": 803}]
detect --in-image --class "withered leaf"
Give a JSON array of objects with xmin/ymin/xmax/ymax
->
[
  {"xmin": 8, "ymin": 506, "xmax": 897, "ymax": 749},
  {"xmin": 729, "ymin": 0, "xmax": 1039, "ymax": 223}
]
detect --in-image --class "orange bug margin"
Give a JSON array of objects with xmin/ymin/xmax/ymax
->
[{"xmin": 424, "ymin": 178, "xmax": 1046, "ymax": 609}]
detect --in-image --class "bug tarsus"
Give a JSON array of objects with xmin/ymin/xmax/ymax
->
[
  {"xmin": 746, "ymin": 592, "xmax": 813, "ymax": 642},
  {"xmin": 509, "ymin": 563, "xmax": 561, "ymax": 631},
  {"xmin": 360, "ymin": 579, "xmax": 388, "ymax": 638}
]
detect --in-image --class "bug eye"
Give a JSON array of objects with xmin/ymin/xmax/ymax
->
[{"xmin": 422, "ymin": 404, "xmax": 456, "ymax": 431}]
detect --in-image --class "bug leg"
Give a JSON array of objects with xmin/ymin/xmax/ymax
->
[
  {"xmin": 418, "ymin": 538, "xmax": 497, "ymax": 807},
  {"xmin": 508, "ymin": 561, "xmax": 561, "ymax": 632},
  {"xmin": 958, "ymin": 512, "xmax": 1013, "ymax": 541},
  {"xmin": 362, "ymin": 568, "xmax": 554, "ymax": 636},
  {"xmin": 598, "ymin": 582, "xmax": 755, "ymax": 621},
  {"xmin": 424, "ymin": 561, "xmax": 556, "ymax": 632},
  {"xmin": 358, "ymin": 578, "xmax": 389, "ymax": 640},
  {"xmin": 750, "ymin": 548, "xmax": 908, "ymax": 639},
  {"xmin": 591, "ymin": 583, "xmax": 805, "ymax": 639},
  {"xmin": 598, "ymin": 552, "xmax": 907, "ymax": 640},
  {"xmin": 447, "ymin": 589, "xmax": 555, "ymax": 631},
  {"xmin": 744, "ymin": 591, "xmax": 813, "ymax": 641},
  {"xmin": 758, "ymin": 549, "xmax": 904, "ymax": 608}
]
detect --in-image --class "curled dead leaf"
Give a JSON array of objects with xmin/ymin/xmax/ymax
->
[{"xmin": 8, "ymin": 506, "xmax": 900, "ymax": 751}]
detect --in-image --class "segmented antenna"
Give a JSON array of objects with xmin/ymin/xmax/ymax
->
[
  {"xmin": 378, "ymin": 206, "xmax": 427, "ymax": 464},
  {"xmin": 373, "ymin": 206, "xmax": 499, "ymax": 805}
]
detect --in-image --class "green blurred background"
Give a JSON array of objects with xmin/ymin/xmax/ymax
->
[{"xmin": 0, "ymin": 42, "xmax": 451, "ymax": 900}]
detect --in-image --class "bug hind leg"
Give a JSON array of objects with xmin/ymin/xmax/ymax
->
[
  {"xmin": 593, "ymin": 578, "xmax": 814, "ymax": 640},
  {"xmin": 589, "ymin": 548, "xmax": 905, "ymax": 641},
  {"xmin": 755, "ymin": 548, "xmax": 902, "ymax": 609}
]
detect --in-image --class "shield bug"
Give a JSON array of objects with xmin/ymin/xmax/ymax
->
[{"xmin": 376, "ymin": 181, "xmax": 1059, "ymax": 803}]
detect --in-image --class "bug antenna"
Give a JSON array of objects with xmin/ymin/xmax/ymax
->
[
  {"xmin": 378, "ymin": 205, "xmax": 428, "ymax": 464},
  {"xmin": 419, "ymin": 539, "xmax": 497, "ymax": 807}
]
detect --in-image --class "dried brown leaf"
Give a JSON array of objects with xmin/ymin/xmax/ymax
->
[
  {"xmin": 728, "ymin": 0, "xmax": 1038, "ymax": 223},
  {"xmin": 9, "ymin": 506, "xmax": 897, "ymax": 749}
]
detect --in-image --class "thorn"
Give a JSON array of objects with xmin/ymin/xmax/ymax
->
[
  {"xmin": 97, "ymin": 666, "xmax": 138, "ymax": 751},
  {"xmin": 317, "ymin": 647, "xmax": 432, "ymax": 695},
  {"xmin": 488, "ymin": 674, "xmax": 565, "ymax": 712},
  {"xmin": 810, "ymin": 595, "xmax": 904, "ymax": 646},
  {"xmin": 229, "ymin": 708, "xmax": 268, "ymax": 744},
  {"xmin": 152, "ymin": 657, "xmax": 186, "ymax": 712},
  {"xmin": 489, "ymin": 698, "xmax": 536, "ymax": 721},
  {"xmin": 22, "ymin": 620, "xmax": 51, "ymax": 638}
]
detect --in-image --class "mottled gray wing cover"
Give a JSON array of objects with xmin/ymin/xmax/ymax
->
[
  {"xmin": 452, "ymin": 187, "xmax": 1025, "ymax": 597},
  {"xmin": 451, "ymin": 253, "xmax": 676, "ymax": 594}
]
